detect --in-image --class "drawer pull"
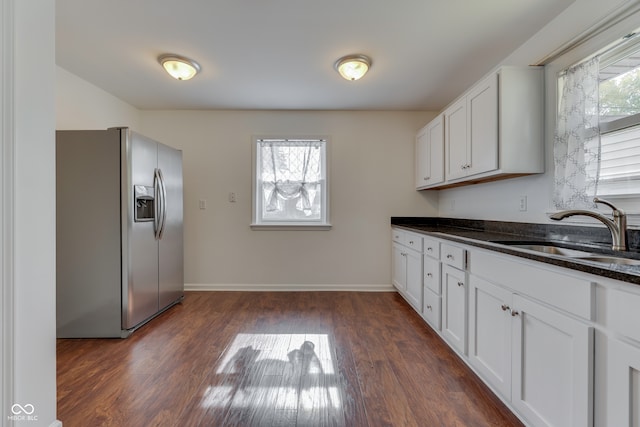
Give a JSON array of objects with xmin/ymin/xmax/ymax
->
[
  {"xmin": 501, "ymin": 304, "xmax": 510, "ymax": 311},
  {"xmin": 427, "ymin": 247, "xmax": 433, "ymax": 251},
  {"xmin": 457, "ymin": 281, "xmax": 464, "ymax": 287},
  {"xmin": 426, "ymin": 305, "xmax": 432, "ymax": 311},
  {"xmin": 427, "ymin": 273, "xmax": 433, "ymax": 278},
  {"xmin": 409, "ymin": 240, "xmax": 414, "ymax": 245},
  {"xmin": 511, "ymin": 310, "xmax": 520, "ymax": 317},
  {"xmin": 446, "ymin": 254, "xmax": 454, "ymax": 259}
]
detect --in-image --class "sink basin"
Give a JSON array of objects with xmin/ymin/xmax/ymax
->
[
  {"xmin": 574, "ymin": 256, "xmax": 640, "ymax": 266},
  {"xmin": 492, "ymin": 241, "xmax": 594, "ymax": 257},
  {"xmin": 507, "ymin": 244, "xmax": 593, "ymax": 257},
  {"xmin": 492, "ymin": 241, "xmax": 640, "ymax": 266}
]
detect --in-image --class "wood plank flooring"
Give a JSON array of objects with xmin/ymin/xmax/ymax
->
[{"xmin": 57, "ymin": 291, "xmax": 524, "ymax": 427}]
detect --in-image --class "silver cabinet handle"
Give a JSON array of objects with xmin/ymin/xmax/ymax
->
[
  {"xmin": 409, "ymin": 240, "xmax": 414, "ymax": 245},
  {"xmin": 427, "ymin": 247, "xmax": 433, "ymax": 252},
  {"xmin": 501, "ymin": 304, "xmax": 510, "ymax": 311},
  {"xmin": 511, "ymin": 310, "xmax": 520, "ymax": 317},
  {"xmin": 457, "ymin": 281, "xmax": 464, "ymax": 287},
  {"xmin": 423, "ymin": 177, "xmax": 430, "ymax": 181},
  {"xmin": 427, "ymin": 273, "xmax": 433, "ymax": 278},
  {"xmin": 446, "ymin": 254, "xmax": 453, "ymax": 259},
  {"xmin": 426, "ymin": 305, "xmax": 432, "ymax": 311}
]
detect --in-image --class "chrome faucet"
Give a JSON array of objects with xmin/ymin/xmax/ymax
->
[{"xmin": 550, "ymin": 198, "xmax": 628, "ymax": 251}]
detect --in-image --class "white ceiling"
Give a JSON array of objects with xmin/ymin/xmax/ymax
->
[{"xmin": 55, "ymin": 0, "xmax": 574, "ymax": 111}]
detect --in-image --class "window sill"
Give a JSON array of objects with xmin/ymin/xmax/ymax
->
[{"xmin": 250, "ymin": 223, "xmax": 332, "ymax": 231}]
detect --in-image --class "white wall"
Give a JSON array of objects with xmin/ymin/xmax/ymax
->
[
  {"xmin": 140, "ymin": 110, "xmax": 437, "ymax": 289},
  {"xmin": 6, "ymin": 0, "xmax": 59, "ymax": 425},
  {"xmin": 56, "ymin": 66, "xmax": 141, "ymax": 130}
]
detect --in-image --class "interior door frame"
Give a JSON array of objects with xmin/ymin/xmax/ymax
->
[{"xmin": 1, "ymin": 0, "xmax": 16, "ymax": 422}]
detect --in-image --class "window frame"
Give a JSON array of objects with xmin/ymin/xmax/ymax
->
[
  {"xmin": 550, "ymin": 23, "xmax": 640, "ymax": 221},
  {"xmin": 595, "ymin": 35, "xmax": 640, "ymax": 207},
  {"xmin": 251, "ymin": 135, "xmax": 331, "ymax": 230}
]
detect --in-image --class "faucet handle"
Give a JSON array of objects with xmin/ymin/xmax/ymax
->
[{"xmin": 594, "ymin": 197, "xmax": 625, "ymax": 215}]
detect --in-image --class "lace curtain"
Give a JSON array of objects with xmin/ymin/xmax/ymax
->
[
  {"xmin": 259, "ymin": 140, "xmax": 322, "ymax": 220},
  {"xmin": 553, "ymin": 56, "xmax": 601, "ymax": 209}
]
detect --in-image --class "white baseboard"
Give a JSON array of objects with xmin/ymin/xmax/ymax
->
[{"xmin": 185, "ymin": 283, "xmax": 395, "ymax": 292}]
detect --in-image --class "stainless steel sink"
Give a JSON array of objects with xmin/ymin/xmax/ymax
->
[
  {"xmin": 574, "ymin": 256, "xmax": 640, "ymax": 266},
  {"xmin": 507, "ymin": 244, "xmax": 593, "ymax": 257},
  {"xmin": 493, "ymin": 241, "xmax": 640, "ymax": 266}
]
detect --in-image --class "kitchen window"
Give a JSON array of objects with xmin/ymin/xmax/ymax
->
[
  {"xmin": 554, "ymin": 31, "xmax": 640, "ymax": 213},
  {"xmin": 251, "ymin": 137, "xmax": 330, "ymax": 229}
]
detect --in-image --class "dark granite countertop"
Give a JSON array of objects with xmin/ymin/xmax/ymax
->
[{"xmin": 391, "ymin": 217, "xmax": 640, "ymax": 286}]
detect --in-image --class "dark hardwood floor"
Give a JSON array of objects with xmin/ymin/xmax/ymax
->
[{"xmin": 57, "ymin": 291, "xmax": 524, "ymax": 427}]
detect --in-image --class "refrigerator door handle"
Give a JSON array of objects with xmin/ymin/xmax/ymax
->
[
  {"xmin": 153, "ymin": 168, "xmax": 164, "ymax": 240},
  {"xmin": 157, "ymin": 168, "xmax": 168, "ymax": 240}
]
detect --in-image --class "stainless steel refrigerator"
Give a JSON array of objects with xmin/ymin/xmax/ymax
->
[{"xmin": 56, "ymin": 127, "xmax": 184, "ymax": 338}]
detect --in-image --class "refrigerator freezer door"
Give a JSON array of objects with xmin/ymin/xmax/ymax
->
[
  {"xmin": 158, "ymin": 142, "xmax": 184, "ymax": 310},
  {"xmin": 122, "ymin": 131, "xmax": 160, "ymax": 329}
]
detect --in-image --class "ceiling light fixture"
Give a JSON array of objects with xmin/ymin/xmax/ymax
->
[
  {"xmin": 334, "ymin": 54, "xmax": 371, "ymax": 81},
  {"xmin": 158, "ymin": 54, "xmax": 201, "ymax": 81}
]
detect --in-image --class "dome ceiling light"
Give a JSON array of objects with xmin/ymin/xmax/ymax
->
[
  {"xmin": 334, "ymin": 54, "xmax": 371, "ymax": 81},
  {"xmin": 158, "ymin": 54, "xmax": 201, "ymax": 81}
]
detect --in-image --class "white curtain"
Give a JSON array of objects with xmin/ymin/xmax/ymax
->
[
  {"xmin": 553, "ymin": 56, "xmax": 601, "ymax": 209},
  {"xmin": 259, "ymin": 140, "xmax": 322, "ymax": 220}
]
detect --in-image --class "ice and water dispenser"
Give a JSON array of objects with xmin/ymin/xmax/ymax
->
[{"xmin": 134, "ymin": 185, "xmax": 155, "ymax": 222}]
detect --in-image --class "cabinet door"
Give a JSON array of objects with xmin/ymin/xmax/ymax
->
[
  {"xmin": 445, "ymin": 98, "xmax": 468, "ymax": 181},
  {"xmin": 416, "ymin": 116, "xmax": 445, "ymax": 189},
  {"xmin": 467, "ymin": 73, "xmax": 498, "ymax": 176},
  {"xmin": 404, "ymin": 249, "xmax": 423, "ymax": 311},
  {"xmin": 511, "ymin": 295, "xmax": 593, "ymax": 427},
  {"xmin": 423, "ymin": 288, "xmax": 441, "ymax": 330},
  {"xmin": 468, "ymin": 276, "xmax": 512, "ymax": 398},
  {"xmin": 606, "ymin": 338, "xmax": 640, "ymax": 427},
  {"xmin": 442, "ymin": 264, "xmax": 467, "ymax": 355},
  {"xmin": 415, "ymin": 126, "xmax": 430, "ymax": 189},
  {"xmin": 423, "ymin": 256, "xmax": 440, "ymax": 294},
  {"xmin": 428, "ymin": 115, "xmax": 444, "ymax": 185},
  {"xmin": 392, "ymin": 243, "xmax": 407, "ymax": 291}
]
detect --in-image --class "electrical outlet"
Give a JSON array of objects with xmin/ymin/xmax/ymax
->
[
  {"xmin": 519, "ymin": 196, "xmax": 527, "ymax": 212},
  {"xmin": 229, "ymin": 192, "xmax": 237, "ymax": 203},
  {"xmin": 199, "ymin": 199, "xmax": 207, "ymax": 210}
]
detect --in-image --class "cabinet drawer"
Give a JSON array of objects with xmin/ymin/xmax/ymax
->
[
  {"xmin": 423, "ymin": 256, "xmax": 441, "ymax": 294},
  {"xmin": 392, "ymin": 228, "xmax": 405, "ymax": 243},
  {"xmin": 441, "ymin": 243, "xmax": 466, "ymax": 270},
  {"xmin": 609, "ymin": 287, "xmax": 640, "ymax": 342},
  {"xmin": 391, "ymin": 228, "xmax": 423, "ymax": 252},
  {"xmin": 423, "ymin": 236, "xmax": 440, "ymax": 259},
  {"xmin": 404, "ymin": 232, "xmax": 423, "ymax": 252},
  {"xmin": 423, "ymin": 288, "xmax": 441, "ymax": 330}
]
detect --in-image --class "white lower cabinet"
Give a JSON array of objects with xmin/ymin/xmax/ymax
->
[
  {"xmin": 598, "ymin": 285, "xmax": 640, "ymax": 427},
  {"xmin": 422, "ymin": 288, "xmax": 441, "ymax": 330},
  {"xmin": 469, "ymin": 276, "xmax": 513, "ymax": 397},
  {"xmin": 510, "ymin": 294, "xmax": 593, "ymax": 427},
  {"xmin": 392, "ymin": 230, "xmax": 423, "ymax": 312},
  {"xmin": 468, "ymin": 258, "xmax": 594, "ymax": 427},
  {"xmin": 606, "ymin": 338, "xmax": 640, "ymax": 427},
  {"xmin": 391, "ymin": 228, "xmax": 600, "ymax": 427},
  {"xmin": 442, "ymin": 264, "xmax": 467, "ymax": 355}
]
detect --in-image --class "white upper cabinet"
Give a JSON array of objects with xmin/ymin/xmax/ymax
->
[
  {"xmin": 420, "ymin": 66, "xmax": 544, "ymax": 189},
  {"xmin": 446, "ymin": 73, "xmax": 498, "ymax": 181},
  {"xmin": 415, "ymin": 114, "xmax": 444, "ymax": 189}
]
